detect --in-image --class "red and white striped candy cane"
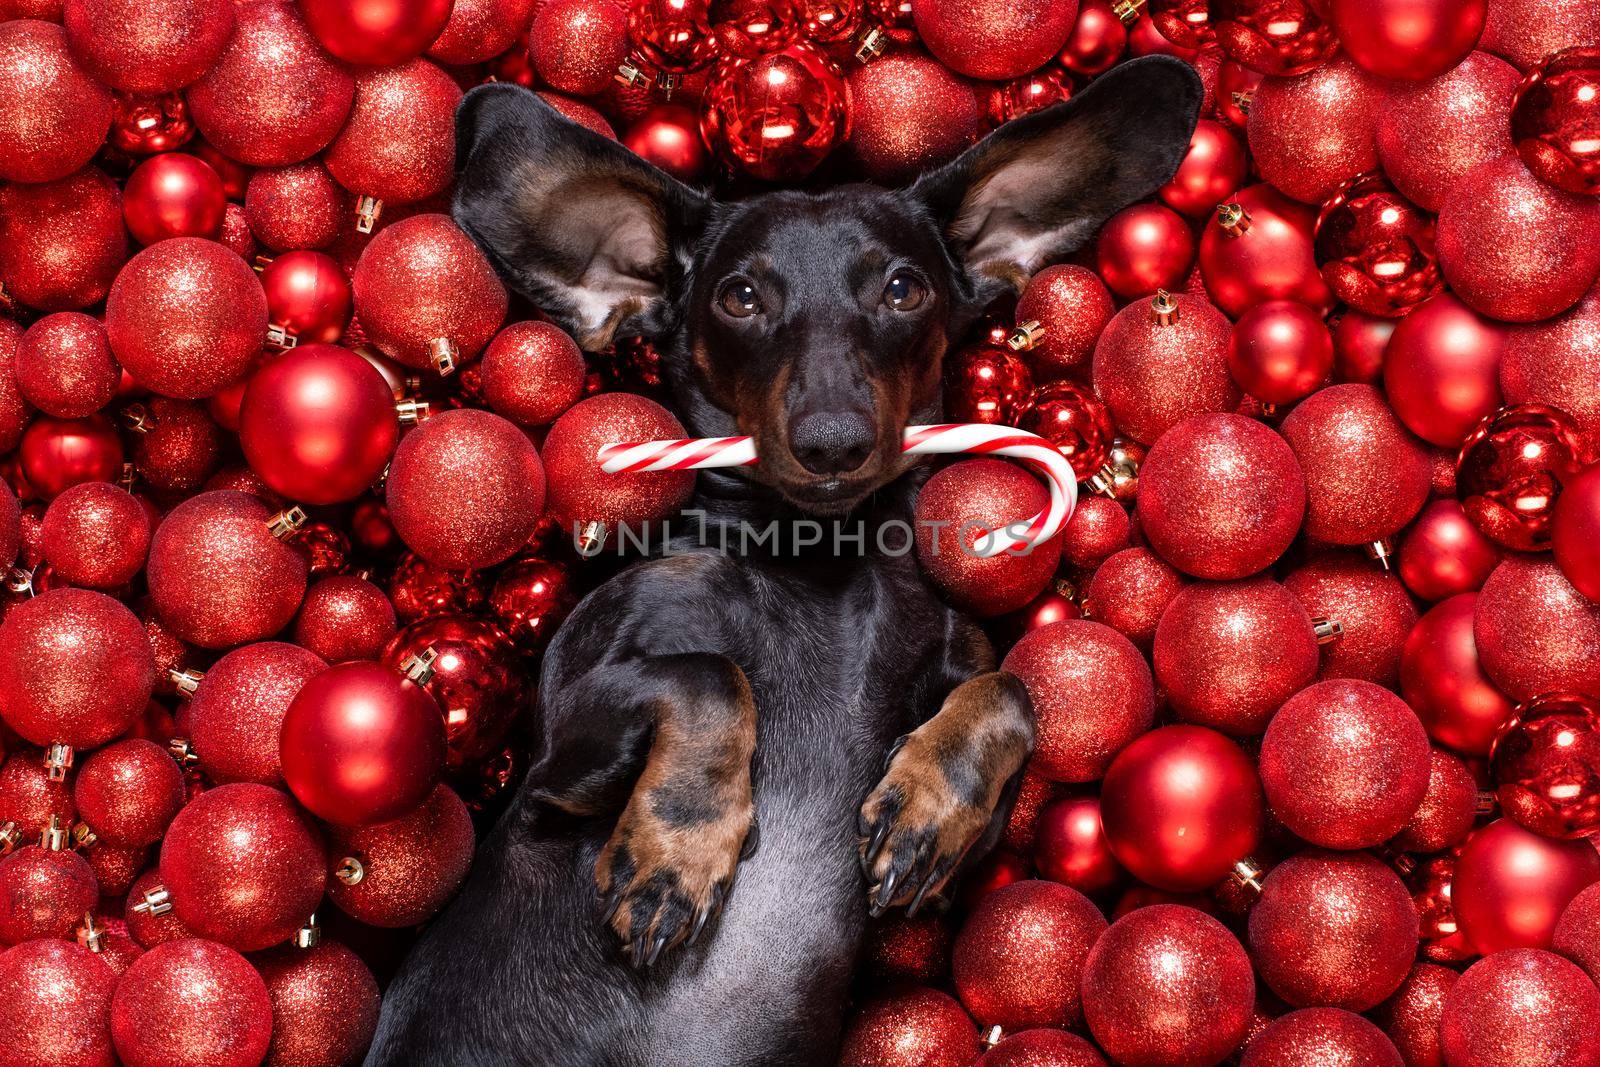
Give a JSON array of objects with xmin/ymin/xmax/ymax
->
[{"xmin": 596, "ymin": 423, "xmax": 1077, "ymax": 556}]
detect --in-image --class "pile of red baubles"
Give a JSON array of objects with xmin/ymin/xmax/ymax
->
[{"xmin": 1, "ymin": 0, "xmax": 1600, "ymax": 1063}]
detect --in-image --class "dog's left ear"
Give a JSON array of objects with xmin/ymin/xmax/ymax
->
[{"xmin": 911, "ymin": 55, "xmax": 1202, "ymax": 297}]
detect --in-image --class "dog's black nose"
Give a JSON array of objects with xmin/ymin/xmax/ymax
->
[{"xmin": 789, "ymin": 411, "xmax": 875, "ymax": 475}]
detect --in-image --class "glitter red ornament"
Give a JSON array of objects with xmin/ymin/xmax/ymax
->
[
  {"xmin": 73, "ymin": 738, "xmax": 184, "ymax": 848},
  {"xmin": 1082, "ymin": 904, "xmax": 1255, "ymax": 1065},
  {"xmin": 944, "ymin": 343, "xmax": 1033, "ymax": 426},
  {"xmin": 1197, "ymin": 184, "xmax": 1332, "ymax": 318},
  {"xmin": 1384, "ymin": 293, "xmax": 1506, "ymax": 449},
  {"xmin": 1457, "ymin": 402, "xmax": 1590, "ymax": 552},
  {"xmin": 1248, "ymin": 56, "xmax": 1379, "ymax": 205},
  {"xmin": 254, "ymin": 940, "xmax": 382, "ymax": 1067},
  {"xmin": 1556, "ymin": 883, "xmax": 1600, "ymax": 982},
  {"xmin": 701, "ymin": 43, "xmax": 849, "ymax": 181},
  {"xmin": 1395, "ymin": 747, "xmax": 1480, "ymax": 852},
  {"xmin": 0, "ymin": 166, "xmax": 127, "ymax": 313},
  {"xmin": 1091, "ymin": 290, "xmax": 1238, "ymax": 445},
  {"xmin": 1331, "ymin": 0, "xmax": 1486, "ymax": 82},
  {"xmin": 122, "ymin": 152, "xmax": 225, "ymax": 247},
  {"xmin": 530, "ymin": 0, "xmax": 631, "ymax": 96},
  {"xmin": 952, "ymin": 880, "xmax": 1106, "ymax": 1030},
  {"xmin": 1095, "ymin": 204, "xmax": 1196, "ymax": 299},
  {"xmin": 39, "ymin": 479, "xmax": 151, "ymax": 589},
  {"xmin": 15, "ymin": 312, "xmax": 119, "ymax": 419},
  {"xmin": 1082, "ymin": 546, "xmax": 1184, "ymax": 649},
  {"xmin": 1501, "ymin": 281, "xmax": 1600, "ymax": 443},
  {"xmin": 295, "ymin": 576, "xmax": 399, "ymax": 664},
  {"xmin": 259, "ymin": 251, "xmax": 353, "ymax": 348},
  {"xmin": 976, "ymin": 1029, "xmax": 1106, "ymax": 1067},
  {"xmin": 1512, "ymin": 46, "xmax": 1600, "ymax": 196},
  {"xmin": 1442, "ymin": 949, "xmax": 1600, "ymax": 1066},
  {"xmin": 914, "ymin": 458, "xmax": 1062, "ymax": 617},
  {"xmin": 0, "ymin": 939, "xmax": 117, "ymax": 1067},
  {"xmin": 1242, "ymin": 1008, "xmax": 1404, "ymax": 1066},
  {"xmin": 189, "ymin": 642, "xmax": 327, "ymax": 787},
  {"xmin": 845, "ymin": 52, "xmax": 981, "ymax": 183},
  {"xmin": 63, "ymin": 0, "xmax": 233, "ymax": 94},
  {"xmin": 909, "ymin": 0, "xmax": 1077, "ymax": 79},
  {"xmin": 0, "ymin": 844, "xmax": 98, "ymax": 944},
  {"xmin": 301, "ymin": 0, "xmax": 452, "ymax": 65},
  {"xmin": 838, "ymin": 986, "xmax": 979, "ymax": 1067},
  {"xmin": 1313, "ymin": 173, "xmax": 1442, "ymax": 318},
  {"xmin": 480, "ymin": 321, "xmax": 589, "ymax": 428},
  {"xmin": 325, "ymin": 783, "xmax": 474, "ymax": 926},
  {"xmin": 110, "ymin": 938, "xmax": 273, "ymax": 1067},
  {"xmin": 1060, "ymin": 495, "xmax": 1129, "ymax": 568},
  {"xmin": 1210, "ymin": 0, "xmax": 1334, "ymax": 75},
  {"xmin": 1476, "ymin": 554, "xmax": 1600, "ymax": 704},
  {"xmin": 0, "ymin": 20, "xmax": 112, "ymax": 185},
  {"xmin": 132, "ymin": 396, "xmax": 224, "ymax": 495},
  {"xmin": 1013, "ymin": 264, "xmax": 1113, "ymax": 375},
  {"xmin": 0, "ymin": 752, "xmax": 76, "ymax": 841},
  {"xmin": 1455, "ymin": 818, "xmax": 1600, "ymax": 952},
  {"xmin": 1491, "ymin": 692, "xmax": 1600, "ymax": 840},
  {"xmin": 243, "ymin": 162, "xmax": 344, "ymax": 254},
  {"xmin": 325, "ymin": 60, "xmax": 462, "ymax": 209},
  {"xmin": 1376, "ymin": 964, "xmax": 1457, "ymax": 1067}
]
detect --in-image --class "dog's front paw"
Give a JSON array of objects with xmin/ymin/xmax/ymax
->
[{"xmin": 595, "ymin": 783, "xmax": 756, "ymax": 968}]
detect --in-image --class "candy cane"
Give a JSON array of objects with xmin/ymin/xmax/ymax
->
[{"xmin": 597, "ymin": 423, "xmax": 1078, "ymax": 557}]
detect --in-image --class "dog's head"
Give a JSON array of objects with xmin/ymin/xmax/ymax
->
[{"xmin": 453, "ymin": 58, "xmax": 1201, "ymax": 514}]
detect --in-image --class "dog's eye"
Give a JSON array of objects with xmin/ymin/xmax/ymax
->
[
  {"xmin": 718, "ymin": 280, "xmax": 764, "ymax": 319},
  {"xmin": 883, "ymin": 272, "xmax": 926, "ymax": 311}
]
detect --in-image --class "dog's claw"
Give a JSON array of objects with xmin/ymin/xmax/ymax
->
[
  {"xmin": 646, "ymin": 934, "xmax": 668, "ymax": 967},
  {"xmin": 881, "ymin": 735, "xmax": 908, "ymax": 773},
  {"xmin": 871, "ymin": 867, "xmax": 901, "ymax": 916},
  {"xmin": 863, "ymin": 819, "xmax": 890, "ymax": 867}
]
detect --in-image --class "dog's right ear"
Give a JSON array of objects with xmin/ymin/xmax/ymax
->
[{"xmin": 453, "ymin": 83, "xmax": 710, "ymax": 351}]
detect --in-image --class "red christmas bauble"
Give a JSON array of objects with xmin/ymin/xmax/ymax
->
[
  {"xmin": 1013, "ymin": 382, "xmax": 1115, "ymax": 480},
  {"xmin": 1059, "ymin": 495, "xmax": 1129, "ymax": 569},
  {"xmin": 63, "ymin": 0, "xmax": 234, "ymax": 94},
  {"xmin": 294, "ymin": 576, "xmax": 398, "ymax": 665},
  {"xmin": 1099, "ymin": 725, "xmax": 1263, "ymax": 891},
  {"xmin": 1501, "ymin": 282, "xmax": 1600, "ymax": 443},
  {"xmin": 243, "ymin": 162, "xmax": 344, "ymax": 254},
  {"xmin": 977, "ymin": 1029, "xmax": 1105, "ymax": 1066},
  {"xmin": 1259, "ymin": 678, "xmax": 1431, "ymax": 848},
  {"xmin": 281, "ymin": 660, "xmax": 446, "ymax": 826},
  {"xmin": 0, "ymin": 323, "xmax": 28, "ymax": 457},
  {"xmin": 160, "ymin": 783, "xmax": 324, "ymax": 951},
  {"xmin": 1198, "ymin": 184, "xmax": 1332, "ymax": 318},
  {"xmin": 0, "ymin": 167, "xmax": 128, "ymax": 312},
  {"xmin": 0, "ymin": 939, "xmax": 117, "ymax": 1067},
  {"xmin": 189, "ymin": 642, "xmax": 327, "ymax": 786},
  {"xmin": 1314, "ymin": 173, "xmax": 1442, "ymax": 317},
  {"xmin": 909, "ymin": 0, "xmax": 1077, "ymax": 79},
  {"xmin": 1402, "ymin": 592, "xmax": 1514, "ymax": 756},
  {"xmin": 301, "ymin": 0, "xmax": 451, "ymax": 65},
  {"xmin": 626, "ymin": 0, "xmax": 717, "ymax": 75},
  {"xmin": 1399, "ymin": 500, "xmax": 1502, "ymax": 602},
  {"xmin": 1436, "ymin": 154, "xmax": 1600, "ymax": 323},
  {"xmin": 1457, "ymin": 402, "xmax": 1590, "ymax": 552},
  {"xmin": 1279, "ymin": 383, "xmax": 1431, "ymax": 545},
  {"xmin": 1331, "ymin": 0, "xmax": 1486, "ymax": 82},
  {"xmin": 1082, "ymin": 546, "xmax": 1184, "ymax": 649},
  {"xmin": 110, "ymin": 939, "xmax": 272, "ymax": 1067},
  {"xmin": 1013, "ymin": 264, "xmax": 1113, "ymax": 374},
  {"xmin": 1516, "ymin": 45, "xmax": 1600, "ymax": 197},
  {"xmin": 952, "ymin": 880, "xmax": 1105, "ymax": 1029},
  {"xmin": 1248, "ymin": 55, "xmax": 1379, "ymax": 205},
  {"xmin": 1377, "ymin": 49, "xmax": 1521, "ymax": 212},
  {"xmin": 1082, "ymin": 904, "xmax": 1254, "ymax": 1064},
  {"xmin": 146, "ymin": 490, "xmax": 308, "ymax": 649},
  {"xmin": 123, "ymin": 152, "xmax": 225, "ymax": 247},
  {"xmin": 1226, "ymin": 300, "xmax": 1333, "ymax": 405},
  {"xmin": 914, "ymin": 458, "xmax": 1062, "ymax": 617},
  {"xmin": 1153, "ymin": 578, "xmax": 1318, "ymax": 735},
  {"xmin": 0, "ymin": 20, "xmax": 112, "ymax": 184},
  {"xmin": 1148, "ymin": 0, "xmax": 1212, "ymax": 52},
  {"xmin": 1242, "ymin": 1008, "xmax": 1403, "ymax": 1066},
  {"xmin": 260, "ymin": 251, "xmax": 353, "ymax": 348},
  {"xmin": 838, "ymin": 986, "xmax": 979, "ymax": 1067},
  {"xmin": 1394, "ymin": 747, "xmax": 1480, "ymax": 852},
  {"xmin": 325, "ymin": 783, "xmax": 474, "ymax": 926},
  {"xmin": 1003, "ymin": 619, "xmax": 1154, "ymax": 783},
  {"xmin": 1456, "ymin": 818, "xmax": 1600, "ymax": 952},
  {"xmin": 1376, "ymin": 964, "xmax": 1458, "ymax": 1067},
  {"xmin": 105, "ymin": 237, "xmax": 267, "ymax": 400},
  {"xmin": 1442, "ymin": 949, "xmax": 1600, "ymax": 1066},
  {"xmin": 1556, "ymin": 882, "xmax": 1600, "ymax": 982},
  {"xmin": 701, "ymin": 43, "xmax": 849, "ymax": 181},
  {"xmin": 1284, "ymin": 553, "xmax": 1418, "ymax": 685},
  {"xmin": 1491, "ymin": 692, "xmax": 1600, "ymax": 839},
  {"xmin": 19, "ymin": 415, "xmax": 124, "ymax": 499},
  {"xmin": 0, "ymin": 752, "xmax": 77, "ymax": 842},
  {"xmin": 1160, "ymin": 119, "xmax": 1248, "ymax": 218},
  {"xmin": 187, "ymin": 3, "xmax": 355, "ymax": 167},
  {"xmin": 109, "ymin": 91, "xmax": 195, "ymax": 158},
  {"xmin": 709, "ymin": 0, "xmax": 801, "ymax": 57},
  {"xmin": 1384, "ymin": 293, "xmax": 1506, "ymax": 448},
  {"xmin": 1332, "ymin": 309, "xmax": 1395, "ymax": 384},
  {"xmin": 1095, "ymin": 204, "xmax": 1196, "ymax": 299},
  {"xmin": 15, "ymin": 312, "xmax": 119, "ymax": 420},
  {"xmin": 73, "ymin": 738, "xmax": 184, "ymax": 848},
  {"xmin": 480, "ymin": 321, "xmax": 588, "ymax": 428},
  {"xmin": 0, "ymin": 477, "xmax": 17, "ymax": 569},
  {"xmin": 0, "ymin": 844, "xmax": 97, "ymax": 944},
  {"xmin": 543, "ymin": 392, "xmax": 696, "ymax": 545},
  {"xmin": 1556, "ymin": 465, "xmax": 1600, "ymax": 602},
  {"xmin": 123, "ymin": 867, "xmax": 192, "ymax": 948},
  {"xmin": 845, "ymin": 52, "xmax": 981, "ymax": 184},
  {"xmin": 240, "ymin": 344, "xmax": 397, "ymax": 506},
  {"xmin": 0, "ymin": 588, "xmax": 155, "ymax": 749},
  {"xmin": 1210, "ymin": 0, "xmax": 1333, "ymax": 75},
  {"xmin": 529, "ymin": 0, "xmax": 631, "ymax": 96},
  {"xmin": 352, "ymin": 214, "xmax": 507, "ymax": 374},
  {"xmin": 1091, "ymin": 290, "xmax": 1238, "ymax": 444},
  {"xmin": 488, "ymin": 557, "xmax": 578, "ymax": 652},
  {"xmin": 986, "ymin": 67, "xmax": 1073, "ymax": 126},
  {"xmin": 387, "ymin": 551, "xmax": 487, "ymax": 624},
  {"xmin": 945, "ymin": 343, "xmax": 1034, "ymax": 426},
  {"xmin": 380, "ymin": 616, "xmax": 524, "ymax": 771},
  {"xmin": 253, "ymin": 940, "xmax": 380, "ymax": 1067},
  {"xmin": 1033, "ymin": 796, "xmax": 1123, "ymax": 896},
  {"xmin": 132, "ymin": 396, "xmax": 223, "ymax": 494},
  {"xmin": 1481, "ymin": 0, "xmax": 1600, "ymax": 71},
  {"xmin": 325, "ymin": 60, "xmax": 461, "ymax": 207},
  {"xmin": 620, "ymin": 104, "xmax": 712, "ymax": 184}
]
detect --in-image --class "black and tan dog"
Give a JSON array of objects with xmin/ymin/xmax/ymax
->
[{"xmin": 367, "ymin": 56, "xmax": 1201, "ymax": 1066}]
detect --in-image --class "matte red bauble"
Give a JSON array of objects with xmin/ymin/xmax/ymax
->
[
  {"xmin": 1013, "ymin": 382, "xmax": 1116, "ymax": 480},
  {"xmin": 1442, "ymin": 949, "xmax": 1600, "ymax": 1067},
  {"xmin": 1242, "ymin": 1009, "xmax": 1403, "ymax": 1066},
  {"xmin": 529, "ymin": 0, "xmax": 631, "ymax": 96},
  {"xmin": 160, "ymin": 782, "xmax": 324, "ymax": 951},
  {"xmin": 1455, "ymin": 817, "xmax": 1600, "ymax": 952},
  {"xmin": 301, "ymin": 0, "xmax": 452, "ymax": 65},
  {"xmin": 1003, "ymin": 620, "xmax": 1154, "ymax": 783},
  {"xmin": 1225, "ymin": 301, "xmax": 1333, "ymax": 405},
  {"xmin": 146, "ymin": 490, "xmax": 308, "ymax": 649},
  {"xmin": 1313, "ymin": 172, "xmax": 1442, "ymax": 317},
  {"xmin": 1013, "ymin": 264, "xmax": 1113, "ymax": 374},
  {"xmin": 952, "ymin": 880, "xmax": 1105, "ymax": 1029},
  {"xmin": 1457, "ymin": 402, "xmax": 1590, "ymax": 552},
  {"xmin": 259, "ymin": 251, "xmax": 353, "ymax": 347},
  {"xmin": 110, "ymin": 939, "xmax": 272, "ymax": 1067},
  {"xmin": 1491, "ymin": 692, "xmax": 1600, "ymax": 839},
  {"xmin": 1400, "ymin": 500, "xmax": 1501, "ymax": 602},
  {"xmin": 1501, "ymin": 282, "xmax": 1600, "ymax": 443},
  {"xmin": 0, "ymin": 844, "xmax": 97, "ymax": 944},
  {"xmin": 295, "ymin": 576, "xmax": 398, "ymax": 664},
  {"xmin": 1512, "ymin": 45, "xmax": 1600, "ymax": 196},
  {"xmin": 63, "ymin": 0, "xmax": 234, "ymax": 94},
  {"xmin": 1331, "ymin": 310, "xmax": 1392, "ymax": 385},
  {"xmin": 701, "ymin": 43, "xmax": 849, "ymax": 181},
  {"xmin": 0, "ymin": 167, "xmax": 128, "ymax": 312},
  {"xmin": 1058, "ymin": 0, "xmax": 1126, "ymax": 73},
  {"xmin": 543, "ymin": 393, "xmax": 696, "ymax": 545},
  {"xmin": 1033, "ymin": 796, "xmax": 1122, "ymax": 896},
  {"xmin": 18, "ymin": 415, "xmax": 124, "ymax": 500},
  {"xmin": 838, "ymin": 986, "xmax": 979, "ymax": 1067},
  {"xmin": 281, "ymin": 660, "xmax": 446, "ymax": 827},
  {"xmin": 915, "ymin": 459, "xmax": 1062, "ymax": 617},
  {"xmin": 1248, "ymin": 56, "xmax": 1380, "ymax": 205},
  {"xmin": 1402, "ymin": 593, "xmax": 1515, "ymax": 755},
  {"xmin": 189, "ymin": 642, "xmax": 327, "ymax": 787},
  {"xmin": 1153, "ymin": 578, "xmax": 1318, "ymax": 735},
  {"xmin": 1384, "ymin": 293, "xmax": 1506, "ymax": 448},
  {"xmin": 1436, "ymin": 154, "xmax": 1600, "ymax": 322},
  {"xmin": 480, "ymin": 321, "xmax": 587, "ymax": 428},
  {"xmin": 381, "ymin": 616, "xmax": 525, "ymax": 770},
  {"xmin": 622, "ymin": 105, "xmax": 712, "ymax": 184},
  {"xmin": 15, "ymin": 312, "xmax": 119, "ymax": 420},
  {"xmin": 122, "ymin": 153, "xmax": 224, "ymax": 247},
  {"xmin": 0, "ymin": 20, "xmax": 112, "ymax": 184},
  {"xmin": 1285, "ymin": 553, "xmax": 1418, "ymax": 686},
  {"xmin": 1098, "ymin": 725, "xmax": 1262, "ymax": 891},
  {"xmin": 243, "ymin": 162, "xmax": 344, "ymax": 254},
  {"xmin": 0, "ymin": 588, "xmax": 155, "ymax": 750},
  {"xmin": 1082, "ymin": 905, "xmax": 1255, "ymax": 1065},
  {"xmin": 254, "ymin": 940, "xmax": 381, "ymax": 1067},
  {"xmin": 1555, "ymin": 465, "xmax": 1600, "ymax": 602},
  {"xmin": 324, "ymin": 60, "xmax": 461, "ymax": 207},
  {"xmin": 1331, "ymin": 0, "xmax": 1486, "ymax": 82},
  {"xmin": 240, "ymin": 344, "xmax": 397, "ymax": 505},
  {"xmin": 1095, "ymin": 204, "xmax": 1196, "ymax": 299},
  {"xmin": 0, "ymin": 939, "xmax": 117, "ymax": 1067},
  {"xmin": 187, "ymin": 3, "xmax": 355, "ymax": 167},
  {"xmin": 325, "ymin": 783, "xmax": 474, "ymax": 926},
  {"xmin": 352, "ymin": 214, "xmax": 508, "ymax": 374},
  {"xmin": 1279, "ymin": 384, "xmax": 1431, "ymax": 545},
  {"xmin": 845, "ymin": 52, "xmax": 981, "ymax": 184},
  {"xmin": 944, "ymin": 343, "xmax": 1033, "ymax": 426},
  {"xmin": 1259, "ymin": 679, "xmax": 1431, "ymax": 848},
  {"xmin": 1160, "ymin": 120, "xmax": 1248, "ymax": 218},
  {"xmin": 105, "ymin": 237, "xmax": 267, "ymax": 400},
  {"xmin": 1210, "ymin": 0, "xmax": 1333, "ymax": 75},
  {"xmin": 1091, "ymin": 290, "xmax": 1238, "ymax": 444},
  {"xmin": 73, "ymin": 738, "xmax": 184, "ymax": 848},
  {"xmin": 1198, "ymin": 184, "xmax": 1332, "ymax": 317},
  {"xmin": 909, "ymin": 0, "xmax": 1077, "ymax": 79}
]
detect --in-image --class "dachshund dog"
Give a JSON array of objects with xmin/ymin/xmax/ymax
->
[{"xmin": 366, "ymin": 55, "xmax": 1201, "ymax": 1067}]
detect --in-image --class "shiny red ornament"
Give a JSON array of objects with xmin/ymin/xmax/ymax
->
[
  {"xmin": 1402, "ymin": 592, "xmax": 1515, "ymax": 756},
  {"xmin": 73, "ymin": 738, "xmax": 184, "ymax": 848},
  {"xmin": 189, "ymin": 642, "xmax": 327, "ymax": 786},
  {"xmin": 944, "ymin": 343, "xmax": 1033, "ymax": 427},
  {"xmin": 1197, "ymin": 184, "xmax": 1332, "ymax": 318},
  {"xmin": 295, "ymin": 577, "xmax": 398, "ymax": 665},
  {"xmin": 110, "ymin": 938, "xmax": 272, "ymax": 1067},
  {"xmin": 122, "ymin": 152, "xmax": 224, "ymax": 247},
  {"xmin": 18, "ymin": 415, "xmax": 123, "ymax": 500},
  {"xmin": 187, "ymin": 3, "xmax": 355, "ymax": 167},
  {"xmin": 259, "ymin": 252, "xmax": 353, "ymax": 348},
  {"xmin": 1456, "ymin": 817, "xmax": 1600, "ymax": 952},
  {"xmin": 530, "ymin": 0, "xmax": 631, "ymax": 96},
  {"xmin": 1280, "ymin": 383, "xmax": 1431, "ymax": 545},
  {"xmin": 1012, "ymin": 386, "xmax": 1114, "ymax": 486},
  {"xmin": 0, "ymin": 844, "xmax": 97, "ymax": 944},
  {"xmin": 0, "ymin": 166, "xmax": 128, "ymax": 313},
  {"xmin": 987, "ymin": 68, "xmax": 1072, "ymax": 126},
  {"xmin": 1091, "ymin": 290, "xmax": 1237, "ymax": 444},
  {"xmin": 1033, "ymin": 795, "xmax": 1122, "ymax": 896},
  {"xmin": 1457, "ymin": 402, "xmax": 1589, "ymax": 554},
  {"xmin": 628, "ymin": 0, "xmax": 717, "ymax": 73},
  {"xmin": 952, "ymin": 880, "xmax": 1105, "ymax": 1029},
  {"xmin": 1259, "ymin": 679, "xmax": 1432, "ymax": 848},
  {"xmin": 795, "ymin": 0, "xmax": 863, "ymax": 43},
  {"xmin": 846, "ymin": 52, "xmax": 981, "ymax": 184},
  {"xmin": 700, "ymin": 43, "xmax": 848, "ymax": 181},
  {"xmin": 709, "ymin": 0, "xmax": 800, "ymax": 56},
  {"xmin": 1095, "ymin": 204, "xmax": 1196, "ymax": 299},
  {"xmin": 325, "ymin": 60, "xmax": 461, "ymax": 207},
  {"xmin": 1377, "ymin": 51, "xmax": 1521, "ymax": 214},
  {"xmin": 1159, "ymin": 119, "xmax": 1248, "ymax": 218},
  {"xmin": 15, "ymin": 312, "xmax": 119, "ymax": 419},
  {"xmin": 915, "ymin": 458, "xmax": 1062, "ymax": 617},
  {"xmin": 910, "ymin": 0, "xmax": 1076, "ymax": 79},
  {"xmin": 1153, "ymin": 578, "xmax": 1318, "ymax": 735},
  {"xmin": 1058, "ymin": 0, "xmax": 1126, "ymax": 76},
  {"xmin": 243, "ymin": 162, "xmax": 344, "ymax": 254},
  {"xmin": 388, "ymin": 551, "xmax": 488, "ymax": 624},
  {"xmin": 64, "ymin": 0, "xmax": 233, "ymax": 94},
  {"xmin": 0, "ymin": 20, "xmax": 111, "ymax": 184},
  {"xmin": 480, "ymin": 321, "xmax": 587, "ymax": 428},
  {"xmin": 622, "ymin": 104, "xmax": 713, "ymax": 184},
  {"xmin": 1082, "ymin": 904, "xmax": 1254, "ymax": 1065},
  {"xmin": 1210, "ymin": 0, "xmax": 1334, "ymax": 75},
  {"xmin": 1491, "ymin": 692, "xmax": 1600, "ymax": 839},
  {"xmin": 1443, "ymin": 949, "xmax": 1600, "ymax": 1066},
  {"xmin": 1512, "ymin": 45, "xmax": 1600, "ymax": 196},
  {"xmin": 1148, "ymin": 0, "xmax": 1212, "ymax": 50},
  {"xmin": 1250, "ymin": 56, "xmax": 1378, "ymax": 207},
  {"xmin": 1098, "ymin": 725, "xmax": 1263, "ymax": 891},
  {"xmin": 1243, "ymin": 1009, "xmax": 1403, "ymax": 1066},
  {"xmin": 352, "ymin": 214, "xmax": 508, "ymax": 374},
  {"xmin": 281, "ymin": 660, "xmax": 446, "ymax": 826},
  {"xmin": 1224, "ymin": 301, "xmax": 1332, "ymax": 405},
  {"xmin": 838, "ymin": 986, "xmax": 979, "ymax": 1067},
  {"xmin": 301, "ymin": 0, "xmax": 451, "ymax": 64},
  {"xmin": 325, "ymin": 782, "xmax": 474, "ymax": 926},
  {"xmin": 0, "ymin": 939, "xmax": 117, "ymax": 1067},
  {"xmin": 1437, "ymin": 154, "xmax": 1600, "ymax": 322},
  {"xmin": 1314, "ymin": 173, "xmax": 1442, "ymax": 317},
  {"xmin": 380, "ymin": 615, "xmax": 524, "ymax": 770},
  {"xmin": 1013, "ymin": 265, "xmax": 1112, "ymax": 375},
  {"xmin": 1003, "ymin": 619, "xmax": 1153, "ymax": 782},
  {"xmin": 1332, "ymin": 0, "xmax": 1486, "ymax": 82},
  {"xmin": 489, "ymin": 557, "xmax": 578, "ymax": 652},
  {"xmin": 1400, "ymin": 501, "xmax": 1502, "ymax": 602},
  {"xmin": 1284, "ymin": 553, "xmax": 1418, "ymax": 685},
  {"xmin": 1384, "ymin": 293, "xmax": 1506, "ymax": 449}
]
